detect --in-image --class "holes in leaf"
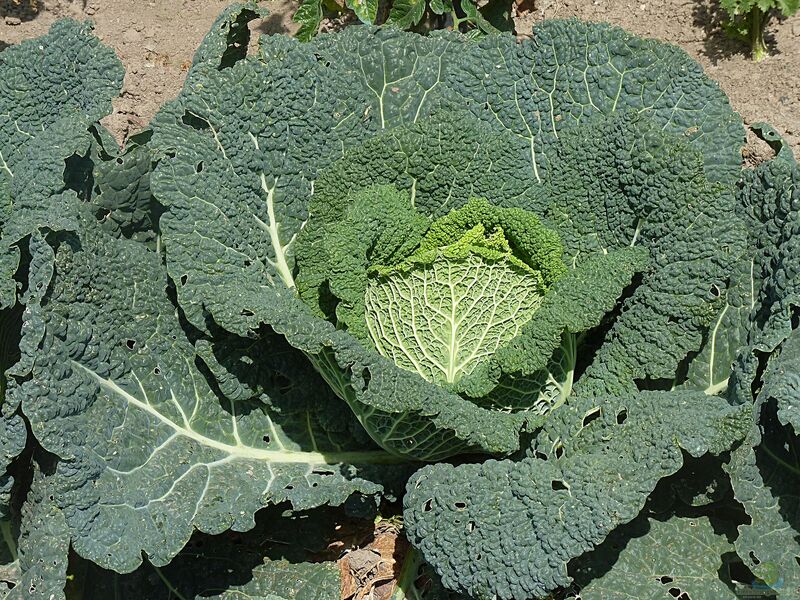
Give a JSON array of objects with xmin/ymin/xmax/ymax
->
[
  {"xmin": 551, "ymin": 480, "xmax": 568, "ymax": 491},
  {"xmin": 115, "ymin": 157, "xmax": 124, "ymax": 165},
  {"xmin": 423, "ymin": 499, "xmax": 433, "ymax": 512},
  {"xmin": 659, "ymin": 576, "xmax": 674, "ymax": 584},
  {"xmin": 181, "ymin": 111, "xmax": 211, "ymax": 131},
  {"xmin": 241, "ymin": 308, "xmax": 255, "ymax": 317},
  {"xmin": 454, "ymin": 501, "xmax": 466, "ymax": 510},
  {"xmin": 153, "ymin": 367, "xmax": 161, "ymax": 375},
  {"xmin": 475, "ymin": 553, "xmax": 482, "ymax": 561},
  {"xmin": 616, "ymin": 409, "xmax": 628, "ymax": 425},
  {"xmin": 554, "ymin": 446, "xmax": 564, "ymax": 459},
  {"xmin": 195, "ymin": 161, "xmax": 204, "ymax": 173},
  {"xmin": 467, "ymin": 521, "xmax": 475, "ymax": 533},
  {"xmin": 165, "ymin": 150, "xmax": 177, "ymax": 159},
  {"xmin": 749, "ymin": 551, "xmax": 760, "ymax": 565},
  {"xmin": 284, "ymin": 484, "xmax": 294, "ymax": 491},
  {"xmin": 534, "ymin": 451, "xmax": 547, "ymax": 461},
  {"xmin": 582, "ymin": 407, "xmax": 601, "ymax": 427},
  {"xmin": 710, "ymin": 284, "xmax": 721, "ymax": 298},
  {"xmin": 125, "ymin": 339, "xmax": 136, "ymax": 350},
  {"xmin": 263, "ymin": 435, "xmax": 270, "ymax": 444},
  {"xmin": 361, "ymin": 367, "xmax": 371, "ymax": 389},
  {"xmin": 668, "ymin": 589, "xmax": 680, "ymax": 598},
  {"xmin": 180, "ymin": 274, "xmax": 188, "ymax": 286}
]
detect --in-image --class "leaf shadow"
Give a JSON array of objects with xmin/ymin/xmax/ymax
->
[
  {"xmin": 692, "ymin": 0, "xmax": 783, "ymax": 64},
  {"xmin": 69, "ymin": 502, "xmax": 370, "ymax": 598}
]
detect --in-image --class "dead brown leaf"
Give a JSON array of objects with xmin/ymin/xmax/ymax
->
[{"xmin": 339, "ymin": 521, "xmax": 410, "ymax": 600}]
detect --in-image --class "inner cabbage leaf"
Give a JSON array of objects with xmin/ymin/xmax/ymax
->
[{"xmin": 365, "ymin": 224, "xmax": 547, "ymax": 386}]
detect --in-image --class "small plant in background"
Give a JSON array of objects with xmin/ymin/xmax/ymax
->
[
  {"xmin": 292, "ymin": 0, "xmax": 515, "ymax": 41},
  {"xmin": 720, "ymin": 0, "xmax": 799, "ymax": 60}
]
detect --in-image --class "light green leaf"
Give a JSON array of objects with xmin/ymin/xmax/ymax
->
[
  {"xmin": 346, "ymin": 0, "xmax": 379, "ymax": 24},
  {"xmin": 366, "ymin": 249, "xmax": 544, "ymax": 386},
  {"xmin": 387, "ymin": 0, "xmax": 427, "ymax": 28},
  {"xmin": 293, "ymin": 0, "xmax": 324, "ymax": 42}
]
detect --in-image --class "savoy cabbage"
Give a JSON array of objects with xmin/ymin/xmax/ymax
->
[{"xmin": 1, "ymin": 3, "xmax": 799, "ymax": 599}]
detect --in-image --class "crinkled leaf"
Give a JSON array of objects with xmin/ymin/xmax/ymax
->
[
  {"xmin": 760, "ymin": 329, "xmax": 800, "ymax": 432},
  {"xmin": 0, "ymin": 19, "xmax": 123, "ymax": 309},
  {"xmin": 570, "ymin": 515, "xmax": 738, "ymax": 599},
  {"xmin": 442, "ymin": 19, "xmax": 744, "ymax": 183},
  {"xmin": 7, "ymin": 212, "xmax": 401, "ymax": 573},
  {"xmin": 190, "ymin": 2, "xmax": 267, "ymax": 72},
  {"xmin": 681, "ymin": 251, "xmax": 755, "ymax": 396},
  {"xmin": 88, "ymin": 129, "xmax": 158, "ymax": 241},
  {"xmin": 404, "ymin": 391, "xmax": 750, "ymax": 600},
  {"xmin": 544, "ymin": 114, "xmax": 746, "ymax": 396},
  {"xmin": 3, "ymin": 466, "xmax": 69, "ymax": 600},
  {"xmin": 730, "ymin": 145, "xmax": 799, "ymax": 404},
  {"xmin": 726, "ymin": 434, "xmax": 800, "ymax": 596}
]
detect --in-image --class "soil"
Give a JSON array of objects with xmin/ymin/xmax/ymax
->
[{"xmin": 1, "ymin": 0, "xmax": 797, "ymax": 157}]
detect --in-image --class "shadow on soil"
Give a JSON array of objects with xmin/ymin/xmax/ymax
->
[
  {"xmin": 256, "ymin": 12, "xmax": 292, "ymax": 35},
  {"xmin": 692, "ymin": 0, "xmax": 783, "ymax": 64}
]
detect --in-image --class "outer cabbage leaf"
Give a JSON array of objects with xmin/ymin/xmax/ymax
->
[
  {"xmin": 569, "ymin": 515, "xmax": 738, "ymax": 599},
  {"xmin": 442, "ymin": 19, "xmax": 744, "ymax": 183},
  {"xmin": 3, "ymin": 464, "xmax": 70, "ymax": 600},
  {"xmin": 404, "ymin": 391, "xmax": 750, "ymax": 600},
  {"xmin": 7, "ymin": 210, "xmax": 403, "ymax": 574},
  {"xmin": 725, "ymin": 330, "xmax": 800, "ymax": 596},
  {"xmin": 189, "ymin": 2, "xmax": 267, "ymax": 72},
  {"xmin": 84, "ymin": 128, "xmax": 158, "ymax": 241},
  {"xmin": 729, "ymin": 139, "xmax": 799, "ymax": 404},
  {"xmin": 718, "ymin": 135, "xmax": 800, "ymax": 598},
  {"xmin": 0, "ymin": 19, "xmax": 123, "ymax": 309},
  {"xmin": 543, "ymin": 113, "xmax": 747, "ymax": 396},
  {"xmin": 726, "ymin": 431, "xmax": 800, "ymax": 597},
  {"xmin": 71, "ymin": 504, "xmax": 345, "ymax": 599},
  {"xmin": 680, "ymin": 250, "xmax": 755, "ymax": 396}
]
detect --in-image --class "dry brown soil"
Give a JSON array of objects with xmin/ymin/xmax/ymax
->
[{"xmin": 1, "ymin": 0, "xmax": 798, "ymax": 157}]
